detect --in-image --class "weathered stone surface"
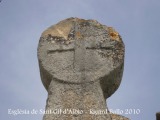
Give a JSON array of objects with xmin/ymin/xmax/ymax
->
[
  {"xmin": 37, "ymin": 17, "xmax": 125, "ymax": 120},
  {"xmin": 110, "ymin": 114, "xmax": 129, "ymax": 120}
]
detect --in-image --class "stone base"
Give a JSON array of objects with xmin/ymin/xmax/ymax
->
[{"xmin": 110, "ymin": 114, "xmax": 130, "ymax": 120}]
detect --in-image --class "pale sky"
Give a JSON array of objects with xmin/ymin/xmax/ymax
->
[{"xmin": 0, "ymin": 0, "xmax": 160, "ymax": 120}]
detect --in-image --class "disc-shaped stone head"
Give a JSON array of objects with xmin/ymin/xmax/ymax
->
[{"xmin": 37, "ymin": 18, "xmax": 125, "ymax": 98}]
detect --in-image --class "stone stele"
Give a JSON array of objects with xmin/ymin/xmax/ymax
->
[{"xmin": 37, "ymin": 17, "xmax": 128, "ymax": 120}]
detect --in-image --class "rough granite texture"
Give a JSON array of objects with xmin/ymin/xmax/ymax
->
[
  {"xmin": 37, "ymin": 17, "xmax": 127, "ymax": 120},
  {"xmin": 110, "ymin": 114, "xmax": 129, "ymax": 120}
]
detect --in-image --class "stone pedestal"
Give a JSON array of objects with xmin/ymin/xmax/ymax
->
[{"xmin": 37, "ymin": 17, "xmax": 127, "ymax": 120}]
